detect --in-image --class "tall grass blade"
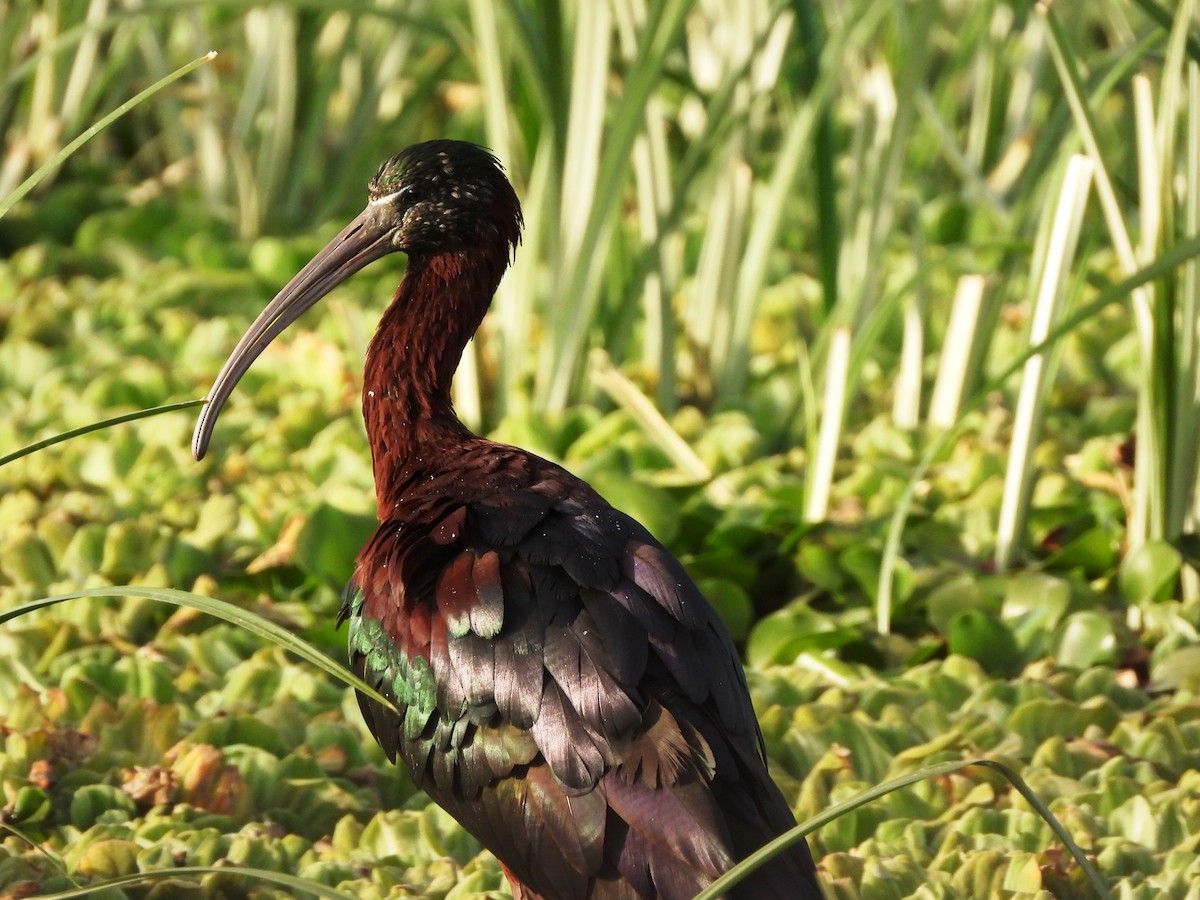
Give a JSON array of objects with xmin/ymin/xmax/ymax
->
[
  {"xmin": 1131, "ymin": 72, "xmax": 1168, "ymax": 547},
  {"xmin": 470, "ymin": 0, "xmax": 523, "ymax": 423},
  {"xmin": 928, "ymin": 275, "xmax": 986, "ymax": 430},
  {"xmin": 892, "ymin": 286, "xmax": 924, "ymax": 430},
  {"xmin": 1041, "ymin": 5, "xmax": 1160, "ymax": 548},
  {"xmin": 691, "ymin": 154, "xmax": 753, "ymax": 383},
  {"xmin": 1186, "ymin": 60, "xmax": 1200, "ymax": 597},
  {"xmin": 805, "ymin": 325, "xmax": 849, "ymax": 523},
  {"xmin": 59, "ymin": 0, "xmax": 108, "ymax": 126},
  {"xmin": 722, "ymin": 120, "xmax": 815, "ymax": 399},
  {"xmin": 995, "ymin": 154, "xmax": 1094, "ymax": 572},
  {"xmin": 1129, "ymin": 0, "xmax": 1200, "ymax": 63},
  {"xmin": 877, "ymin": 233, "xmax": 1200, "ymax": 630},
  {"xmin": 1158, "ymin": 0, "xmax": 1200, "ymax": 538},
  {"xmin": 628, "ymin": 92, "xmax": 677, "ymax": 408},
  {"xmin": 794, "ymin": 0, "xmax": 839, "ymax": 313},
  {"xmin": 540, "ymin": 0, "xmax": 691, "ymax": 411}
]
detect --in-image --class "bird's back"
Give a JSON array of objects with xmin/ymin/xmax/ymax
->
[{"xmin": 342, "ymin": 437, "xmax": 822, "ymax": 898}]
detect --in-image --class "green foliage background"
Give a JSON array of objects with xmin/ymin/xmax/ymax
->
[{"xmin": 2, "ymin": 0, "xmax": 1200, "ymax": 897}]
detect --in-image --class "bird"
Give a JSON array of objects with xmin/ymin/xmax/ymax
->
[{"xmin": 192, "ymin": 139, "xmax": 823, "ymax": 899}]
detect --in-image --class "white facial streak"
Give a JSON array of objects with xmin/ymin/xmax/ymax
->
[{"xmin": 369, "ymin": 184, "xmax": 411, "ymax": 207}]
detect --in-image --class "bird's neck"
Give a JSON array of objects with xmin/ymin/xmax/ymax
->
[{"xmin": 362, "ymin": 246, "xmax": 507, "ymax": 514}]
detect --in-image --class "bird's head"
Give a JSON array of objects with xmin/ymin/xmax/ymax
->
[
  {"xmin": 368, "ymin": 140, "xmax": 522, "ymax": 258},
  {"xmin": 191, "ymin": 140, "xmax": 522, "ymax": 460}
]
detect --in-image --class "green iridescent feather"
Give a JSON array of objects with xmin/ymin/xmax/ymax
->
[{"xmin": 345, "ymin": 590, "xmax": 437, "ymax": 714}]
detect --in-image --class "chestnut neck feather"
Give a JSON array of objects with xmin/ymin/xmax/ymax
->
[{"xmin": 362, "ymin": 242, "xmax": 509, "ymax": 514}]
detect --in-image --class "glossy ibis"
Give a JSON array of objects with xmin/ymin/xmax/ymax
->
[{"xmin": 193, "ymin": 140, "xmax": 823, "ymax": 899}]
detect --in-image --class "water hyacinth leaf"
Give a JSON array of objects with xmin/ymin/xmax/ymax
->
[
  {"xmin": 952, "ymin": 850, "xmax": 1008, "ymax": 895},
  {"xmin": 695, "ymin": 576, "xmax": 753, "ymax": 641},
  {"xmin": 1002, "ymin": 851, "xmax": 1044, "ymax": 892},
  {"xmin": 1160, "ymin": 837, "xmax": 1200, "ymax": 883},
  {"xmin": 1006, "ymin": 696, "xmax": 1121, "ymax": 752},
  {"xmin": 746, "ymin": 606, "xmax": 858, "ymax": 668},
  {"xmin": 1042, "ymin": 525, "xmax": 1119, "ymax": 576},
  {"xmin": 1110, "ymin": 794, "xmax": 1163, "ymax": 850},
  {"xmin": 1053, "ymin": 611, "xmax": 1117, "ymax": 669},
  {"xmin": 274, "ymin": 778, "xmax": 368, "ymax": 838},
  {"xmin": 69, "ymin": 785, "xmax": 136, "ymax": 830},
  {"xmin": 2, "ymin": 530, "xmax": 57, "ymax": 591},
  {"xmin": 795, "ymin": 540, "xmax": 846, "ymax": 591},
  {"xmin": 925, "ymin": 575, "xmax": 988, "ymax": 634},
  {"xmin": 1118, "ymin": 539, "xmax": 1181, "ymax": 604},
  {"xmin": 111, "ymin": 655, "xmax": 175, "ymax": 703},
  {"xmin": 823, "ymin": 720, "xmax": 894, "ymax": 787},
  {"xmin": 947, "ymin": 610, "xmax": 1021, "ymax": 675},
  {"xmin": 419, "ymin": 805, "xmax": 482, "ymax": 862},
  {"xmin": 839, "ymin": 544, "xmax": 883, "ymax": 599},
  {"xmin": 1150, "ymin": 645, "xmax": 1200, "ymax": 692},
  {"xmin": 190, "ymin": 716, "xmax": 288, "ymax": 757},
  {"xmin": 306, "ymin": 721, "xmax": 369, "ymax": 772},
  {"xmin": 820, "ymin": 781, "xmax": 886, "ymax": 852},
  {"xmin": 585, "ymin": 470, "xmax": 680, "ymax": 546},
  {"xmin": 841, "ymin": 543, "xmax": 914, "ymax": 606},
  {"xmin": 359, "ymin": 810, "xmax": 425, "ymax": 862},
  {"xmin": 292, "ymin": 503, "xmax": 378, "ymax": 586},
  {"xmin": 297, "ymin": 861, "xmax": 360, "ymax": 889},
  {"xmin": 707, "ymin": 517, "xmax": 769, "ymax": 558},
  {"xmin": 1001, "ymin": 571, "xmax": 1071, "ymax": 655},
  {"xmin": 0, "ymin": 588, "xmax": 397, "ymax": 713},
  {"xmin": 76, "ymin": 839, "xmax": 141, "ymax": 879},
  {"xmin": 185, "ymin": 495, "xmax": 240, "ymax": 552},
  {"xmin": 214, "ymin": 657, "xmax": 292, "ymax": 710},
  {"xmin": 1001, "ymin": 571, "xmax": 1071, "ymax": 623},
  {"xmin": 226, "ymin": 832, "xmax": 292, "ymax": 871},
  {"xmin": 5, "ymin": 786, "xmax": 51, "ymax": 824}
]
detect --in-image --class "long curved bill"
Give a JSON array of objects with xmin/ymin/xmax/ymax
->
[{"xmin": 192, "ymin": 206, "xmax": 399, "ymax": 460}]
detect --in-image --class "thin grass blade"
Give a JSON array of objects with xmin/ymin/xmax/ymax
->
[
  {"xmin": 694, "ymin": 757, "xmax": 1110, "ymax": 899},
  {"xmin": 995, "ymin": 154, "xmax": 1094, "ymax": 571},
  {"xmin": 30, "ymin": 865, "xmax": 356, "ymax": 900},
  {"xmin": 0, "ymin": 400, "xmax": 204, "ymax": 467},
  {"xmin": 0, "ymin": 50, "xmax": 215, "ymax": 218},
  {"xmin": 0, "ymin": 587, "xmax": 398, "ymax": 713}
]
